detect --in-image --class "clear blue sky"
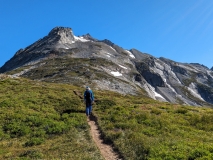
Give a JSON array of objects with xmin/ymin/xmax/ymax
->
[{"xmin": 1, "ymin": 0, "xmax": 213, "ymax": 68}]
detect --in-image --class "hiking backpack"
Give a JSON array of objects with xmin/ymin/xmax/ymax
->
[{"xmin": 85, "ymin": 90, "xmax": 92, "ymax": 102}]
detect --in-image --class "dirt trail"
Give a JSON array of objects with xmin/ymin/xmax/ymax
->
[
  {"xmin": 73, "ymin": 90, "xmax": 122, "ymax": 159},
  {"xmin": 87, "ymin": 116, "xmax": 122, "ymax": 160}
]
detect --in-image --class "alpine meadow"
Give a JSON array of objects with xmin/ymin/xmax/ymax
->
[{"xmin": 1, "ymin": 27, "xmax": 213, "ymax": 159}]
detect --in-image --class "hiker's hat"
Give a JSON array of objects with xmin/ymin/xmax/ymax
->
[{"xmin": 86, "ymin": 86, "xmax": 90, "ymax": 90}]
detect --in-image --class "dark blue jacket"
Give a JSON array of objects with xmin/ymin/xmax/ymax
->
[{"xmin": 84, "ymin": 90, "xmax": 94, "ymax": 102}]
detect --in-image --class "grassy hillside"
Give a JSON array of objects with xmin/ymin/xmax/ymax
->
[
  {"xmin": 0, "ymin": 76, "xmax": 103, "ymax": 159},
  {"xmin": 93, "ymin": 91, "xmax": 213, "ymax": 159},
  {"xmin": 7, "ymin": 57, "xmax": 120, "ymax": 86},
  {"xmin": 1, "ymin": 76, "xmax": 213, "ymax": 159}
]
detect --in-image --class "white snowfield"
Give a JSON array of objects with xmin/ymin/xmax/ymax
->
[
  {"xmin": 143, "ymin": 83, "xmax": 166, "ymax": 101},
  {"xmin": 154, "ymin": 91, "xmax": 166, "ymax": 99},
  {"xmin": 105, "ymin": 52, "xmax": 112, "ymax": 58},
  {"xmin": 106, "ymin": 52, "xmax": 112, "ymax": 56},
  {"xmin": 118, "ymin": 65, "xmax": 127, "ymax": 69},
  {"xmin": 111, "ymin": 71, "xmax": 122, "ymax": 76},
  {"xmin": 125, "ymin": 50, "xmax": 135, "ymax": 58},
  {"xmin": 74, "ymin": 36, "xmax": 89, "ymax": 42},
  {"xmin": 150, "ymin": 85, "xmax": 166, "ymax": 100}
]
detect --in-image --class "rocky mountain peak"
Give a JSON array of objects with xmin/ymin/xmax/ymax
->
[
  {"xmin": 48, "ymin": 27, "xmax": 73, "ymax": 36},
  {"xmin": 211, "ymin": 67, "xmax": 213, "ymax": 71},
  {"xmin": 82, "ymin": 33, "xmax": 97, "ymax": 41},
  {"xmin": 101, "ymin": 39, "xmax": 114, "ymax": 47},
  {"xmin": 47, "ymin": 27, "xmax": 75, "ymax": 44}
]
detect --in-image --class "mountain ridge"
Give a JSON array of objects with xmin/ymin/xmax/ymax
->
[{"xmin": 1, "ymin": 26, "xmax": 213, "ymax": 106}]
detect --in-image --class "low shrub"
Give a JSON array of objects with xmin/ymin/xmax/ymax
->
[
  {"xmin": 24, "ymin": 137, "xmax": 44, "ymax": 147},
  {"xmin": 0, "ymin": 78, "xmax": 102, "ymax": 159},
  {"xmin": 19, "ymin": 150, "xmax": 43, "ymax": 159},
  {"xmin": 3, "ymin": 121, "xmax": 31, "ymax": 138},
  {"xmin": 151, "ymin": 108, "xmax": 162, "ymax": 115},
  {"xmin": 96, "ymin": 99, "xmax": 116, "ymax": 110},
  {"xmin": 175, "ymin": 108, "xmax": 188, "ymax": 114}
]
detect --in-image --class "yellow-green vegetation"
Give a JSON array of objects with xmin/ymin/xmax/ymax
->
[
  {"xmin": 0, "ymin": 77, "xmax": 103, "ymax": 159},
  {"xmin": 1, "ymin": 76, "xmax": 213, "ymax": 159},
  {"xmin": 93, "ymin": 91, "xmax": 213, "ymax": 160},
  {"xmin": 7, "ymin": 57, "xmax": 119, "ymax": 88}
]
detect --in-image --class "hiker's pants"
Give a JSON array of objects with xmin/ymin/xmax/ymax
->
[{"xmin": 86, "ymin": 101, "xmax": 92, "ymax": 116}]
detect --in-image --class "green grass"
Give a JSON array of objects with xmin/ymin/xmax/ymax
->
[
  {"xmin": 9, "ymin": 57, "xmax": 119, "ymax": 86},
  {"xmin": 6, "ymin": 66, "xmax": 31, "ymax": 75},
  {"xmin": 93, "ymin": 91, "xmax": 213, "ymax": 160},
  {"xmin": 0, "ymin": 77, "xmax": 103, "ymax": 159},
  {"xmin": 1, "ymin": 76, "xmax": 213, "ymax": 159}
]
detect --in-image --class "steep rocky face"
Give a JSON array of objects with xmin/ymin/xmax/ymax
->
[
  {"xmin": 47, "ymin": 27, "xmax": 75, "ymax": 44},
  {"xmin": 135, "ymin": 61, "xmax": 165, "ymax": 88},
  {"xmin": 1, "ymin": 26, "xmax": 213, "ymax": 107},
  {"xmin": 211, "ymin": 67, "xmax": 213, "ymax": 71},
  {"xmin": 196, "ymin": 83, "xmax": 213, "ymax": 104},
  {"xmin": 0, "ymin": 27, "xmax": 76, "ymax": 72}
]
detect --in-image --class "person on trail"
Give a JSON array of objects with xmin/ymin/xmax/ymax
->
[{"xmin": 84, "ymin": 86, "xmax": 94, "ymax": 117}]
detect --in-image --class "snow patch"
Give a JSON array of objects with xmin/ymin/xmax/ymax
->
[
  {"xmin": 111, "ymin": 71, "xmax": 122, "ymax": 76},
  {"xmin": 125, "ymin": 50, "xmax": 135, "ymax": 58},
  {"xmin": 110, "ymin": 46, "xmax": 116, "ymax": 52},
  {"xmin": 105, "ymin": 52, "xmax": 112, "ymax": 57},
  {"xmin": 118, "ymin": 65, "xmax": 127, "ymax": 69},
  {"xmin": 106, "ymin": 52, "xmax": 112, "ymax": 56},
  {"xmin": 146, "ymin": 83, "xmax": 166, "ymax": 100},
  {"xmin": 74, "ymin": 36, "xmax": 89, "ymax": 42},
  {"xmin": 154, "ymin": 91, "xmax": 165, "ymax": 99}
]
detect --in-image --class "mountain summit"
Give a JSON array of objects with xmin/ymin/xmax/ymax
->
[
  {"xmin": 47, "ymin": 27, "xmax": 75, "ymax": 45},
  {"xmin": 1, "ymin": 26, "xmax": 213, "ymax": 106}
]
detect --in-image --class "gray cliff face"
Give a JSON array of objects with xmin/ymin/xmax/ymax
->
[
  {"xmin": 1, "ymin": 26, "xmax": 213, "ymax": 106},
  {"xmin": 0, "ymin": 27, "xmax": 76, "ymax": 72}
]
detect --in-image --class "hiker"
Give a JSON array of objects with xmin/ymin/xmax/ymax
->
[{"xmin": 84, "ymin": 86, "xmax": 94, "ymax": 117}]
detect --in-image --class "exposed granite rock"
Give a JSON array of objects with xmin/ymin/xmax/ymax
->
[
  {"xmin": 101, "ymin": 39, "xmax": 114, "ymax": 47},
  {"xmin": 196, "ymin": 83, "xmax": 213, "ymax": 104},
  {"xmin": 135, "ymin": 61, "xmax": 165, "ymax": 88}
]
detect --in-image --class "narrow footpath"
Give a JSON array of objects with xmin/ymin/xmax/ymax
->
[
  {"xmin": 87, "ymin": 116, "xmax": 122, "ymax": 160},
  {"xmin": 73, "ymin": 90, "xmax": 122, "ymax": 160}
]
